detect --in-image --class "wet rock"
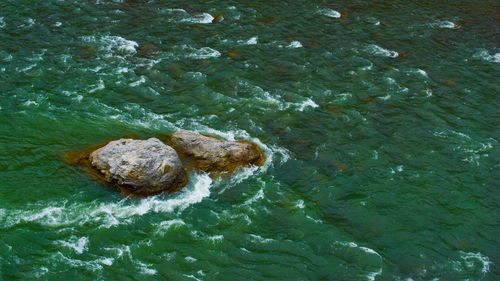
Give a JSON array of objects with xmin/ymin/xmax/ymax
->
[
  {"xmin": 212, "ymin": 14, "xmax": 223, "ymax": 23},
  {"xmin": 168, "ymin": 131, "xmax": 265, "ymax": 173},
  {"xmin": 89, "ymin": 138, "xmax": 187, "ymax": 195}
]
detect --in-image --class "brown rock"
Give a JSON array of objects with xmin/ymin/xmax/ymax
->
[{"xmin": 167, "ymin": 131, "xmax": 265, "ymax": 173}]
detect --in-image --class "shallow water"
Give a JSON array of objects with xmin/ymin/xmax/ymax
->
[{"xmin": 0, "ymin": 0, "xmax": 499, "ymax": 280}]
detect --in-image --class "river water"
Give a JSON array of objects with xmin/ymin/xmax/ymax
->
[{"xmin": 0, "ymin": 1, "xmax": 499, "ymax": 280}]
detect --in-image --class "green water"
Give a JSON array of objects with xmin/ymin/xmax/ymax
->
[{"xmin": 1, "ymin": 0, "xmax": 499, "ymax": 280}]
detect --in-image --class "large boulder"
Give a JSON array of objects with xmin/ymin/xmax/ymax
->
[
  {"xmin": 89, "ymin": 138, "xmax": 187, "ymax": 196},
  {"xmin": 168, "ymin": 130, "xmax": 265, "ymax": 173}
]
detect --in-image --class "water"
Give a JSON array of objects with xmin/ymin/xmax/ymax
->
[{"xmin": 0, "ymin": 0, "xmax": 498, "ymax": 280}]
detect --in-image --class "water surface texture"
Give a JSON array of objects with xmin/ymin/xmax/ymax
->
[{"xmin": 1, "ymin": 0, "xmax": 499, "ymax": 280}]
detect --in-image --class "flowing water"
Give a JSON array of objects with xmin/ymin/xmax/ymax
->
[{"xmin": 1, "ymin": 0, "xmax": 499, "ymax": 280}]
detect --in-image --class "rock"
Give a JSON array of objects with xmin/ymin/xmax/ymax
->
[
  {"xmin": 89, "ymin": 138, "xmax": 187, "ymax": 196},
  {"xmin": 168, "ymin": 130, "xmax": 265, "ymax": 173},
  {"xmin": 212, "ymin": 14, "xmax": 223, "ymax": 23}
]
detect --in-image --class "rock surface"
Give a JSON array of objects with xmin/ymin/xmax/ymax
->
[
  {"xmin": 169, "ymin": 130, "xmax": 265, "ymax": 173},
  {"xmin": 89, "ymin": 138, "xmax": 187, "ymax": 195}
]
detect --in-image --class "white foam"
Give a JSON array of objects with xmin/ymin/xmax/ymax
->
[
  {"xmin": 182, "ymin": 13, "xmax": 214, "ymax": 24},
  {"xmin": 473, "ymin": 49, "xmax": 500, "ymax": 63},
  {"xmin": 163, "ymin": 8, "xmax": 215, "ymax": 24},
  {"xmin": 246, "ymin": 36, "xmax": 258, "ymax": 45},
  {"xmin": 360, "ymin": 246, "xmax": 382, "ymax": 258},
  {"xmin": 365, "ymin": 44, "xmax": 398, "ymax": 58},
  {"xmin": 296, "ymin": 98, "xmax": 318, "ymax": 111},
  {"xmin": 335, "ymin": 241, "xmax": 381, "ymax": 258},
  {"xmin": 155, "ymin": 219, "xmax": 185, "ymax": 236},
  {"xmin": 366, "ymin": 269, "xmax": 382, "ymax": 281},
  {"xmin": 287, "ymin": 41, "xmax": 303, "ymax": 48},
  {"xmin": 334, "ymin": 92, "xmax": 352, "ymax": 102},
  {"xmin": 185, "ymin": 256, "xmax": 197, "ymax": 262},
  {"xmin": 18, "ymin": 63, "xmax": 37, "ymax": 72},
  {"xmin": 436, "ymin": 20, "xmax": 458, "ymax": 29},
  {"xmin": 306, "ymin": 215, "xmax": 323, "ymax": 223},
  {"xmin": 102, "ymin": 35, "xmax": 138, "ymax": 53},
  {"xmin": 23, "ymin": 100, "xmax": 39, "ymax": 106},
  {"xmin": 208, "ymin": 235, "xmax": 224, "ymax": 243},
  {"xmin": 414, "ymin": 68, "xmax": 428, "ymax": 78},
  {"xmin": 3, "ymin": 174, "xmax": 212, "ymax": 229},
  {"xmin": 243, "ymin": 188, "xmax": 265, "ymax": 205},
  {"xmin": 360, "ymin": 62, "xmax": 373, "ymax": 71},
  {"xmin": 335, "ymin": 241, "xmax": 383, "ymax": 280},
  {"xmin": 74, "ymin": 95, "xmax": 83, "ymax": 102},
  {"xmin": 58, "ymin": 236, "xmax": 89, "ymax": 254},
  {"xmin": 460, "ymin": 251, "xmax": 492, "ymax": 273},
  {"xmin": 129, "ymin": 76, "xmax": 146, "ymax": 87},
  {"xmin": 318, "ymin": 8, "xmax": 341, "ymax": 18},
  {"xmin": 81, "ymin": 35, "xmax": 138, "ymax": 57},
  {"xmin": 433, "ymin": 129, "xmax": 471, "ymax": 140},
  {"xmin": 390, "ymin": 165, "xmax": 403, "ymax": 174},
  {"xmin": 0, "ymin": 17, "xmax": 5, "ymax": 29},
  {"xmin": 184, "ymin": 274, "xmax": 203, "ymax": 281},
  {"xmin": 296, "ymin": 199, "xmax": 305, "ymax": 209},
  {"xmin": 187, "ymin": 47, "xmax": 221, "ymax": 59},
  {"xmin": 101, "ymin": 258, "xmax": 114, "ymax": 266},
  {"xmin": 20, "ymin": 18, "xmax": 35, "ymax": 28},
  {"xmin": 249, "ymin": 234, "xmax": 275, "ymax": 243},
  {"xmin": 164, "ymin": 8, "xmax": 187, "ymax": 13},
  {"xmin": 425, "ymin": 88, "xmax": 433, "ymax": 97},
  {"xmin": 89, "ymin": 79, "xmax": 105, "ymax": 93},
  {"xmin": 33, "ymin": 267, "xmax": 48, "ymax": 278},
  {"xmin": 378, "ymin": 94, "xmax": 391, "ymax": 100},
  {"xmin": 137, "ymin": 260, "xmax": 157, "ymax": 275},
  {"xmin": 52, "ymin": 252, "xmax": 106, "ymax": 271}
]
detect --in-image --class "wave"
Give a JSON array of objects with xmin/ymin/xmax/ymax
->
[
  {"xmin": 286, "ymin": 41, "xmax": 303, "ymax": 48},
  {"xmin": 80, "ymin": 35, "xmax": 138, "ymax": 58},
  {"xmin": 318, "ymin": 8, "xmax": 341, "ymax": 18},
  {"xmin": 334, "ymin": 241, "xmax": 383, "ymax": 280},
  {"xmin": 434, "ymin": 20, "xmax": 459, "ymax": 29},
  {"xmin": 57, "ymin": 236, "xmax": 89, "ymax": 254},
  {"xmin": 162, "ymin": 8, "xmax": 214, "ymax": 24},
  {"xmin": 186, "ymin": 46, "xmax": 221, "ymax": 59},
  {"xmin": 365, "ymin": 44, "xmax": 398, "ymax": 58},
  {"xmin": 459, "ymin": 251, "xmax": 492, "ymax": 274},
  {"xmin": 2, "ymin": 173, "xmax": 213, "ymax": 229},
  {"xmin": 473, "ymin": 49, "xmax": 500, "ymax": 64}
]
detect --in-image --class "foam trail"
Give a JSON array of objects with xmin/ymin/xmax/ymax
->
[{"xmin": 2, "ymin": 174, "xmax": 212, "ymax": 229}]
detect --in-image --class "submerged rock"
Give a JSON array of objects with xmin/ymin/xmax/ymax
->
[
  {"xmin": 168, "ymin": 130, "xmax": 265, "ymax": 173},
  {"xmin": 89, "ymin": 138, "xmax": 187, "ymax": 196}
]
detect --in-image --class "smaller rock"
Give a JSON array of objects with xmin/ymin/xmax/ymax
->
[
  {"xmin": 212, "ymin": 14, "xmax": 223, "ymax": 23},
  {"xmin": 168, "ymin": 131, "xmax": 265, "ymax": 173},
  {"xmin": 89, "ymin": 138, "xmax": 187, "ymax": 196}
]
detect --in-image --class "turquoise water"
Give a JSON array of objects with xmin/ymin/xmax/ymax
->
[{"xmin": 1, "ymin": 0, "xmax": 499, "ymax": 280}]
